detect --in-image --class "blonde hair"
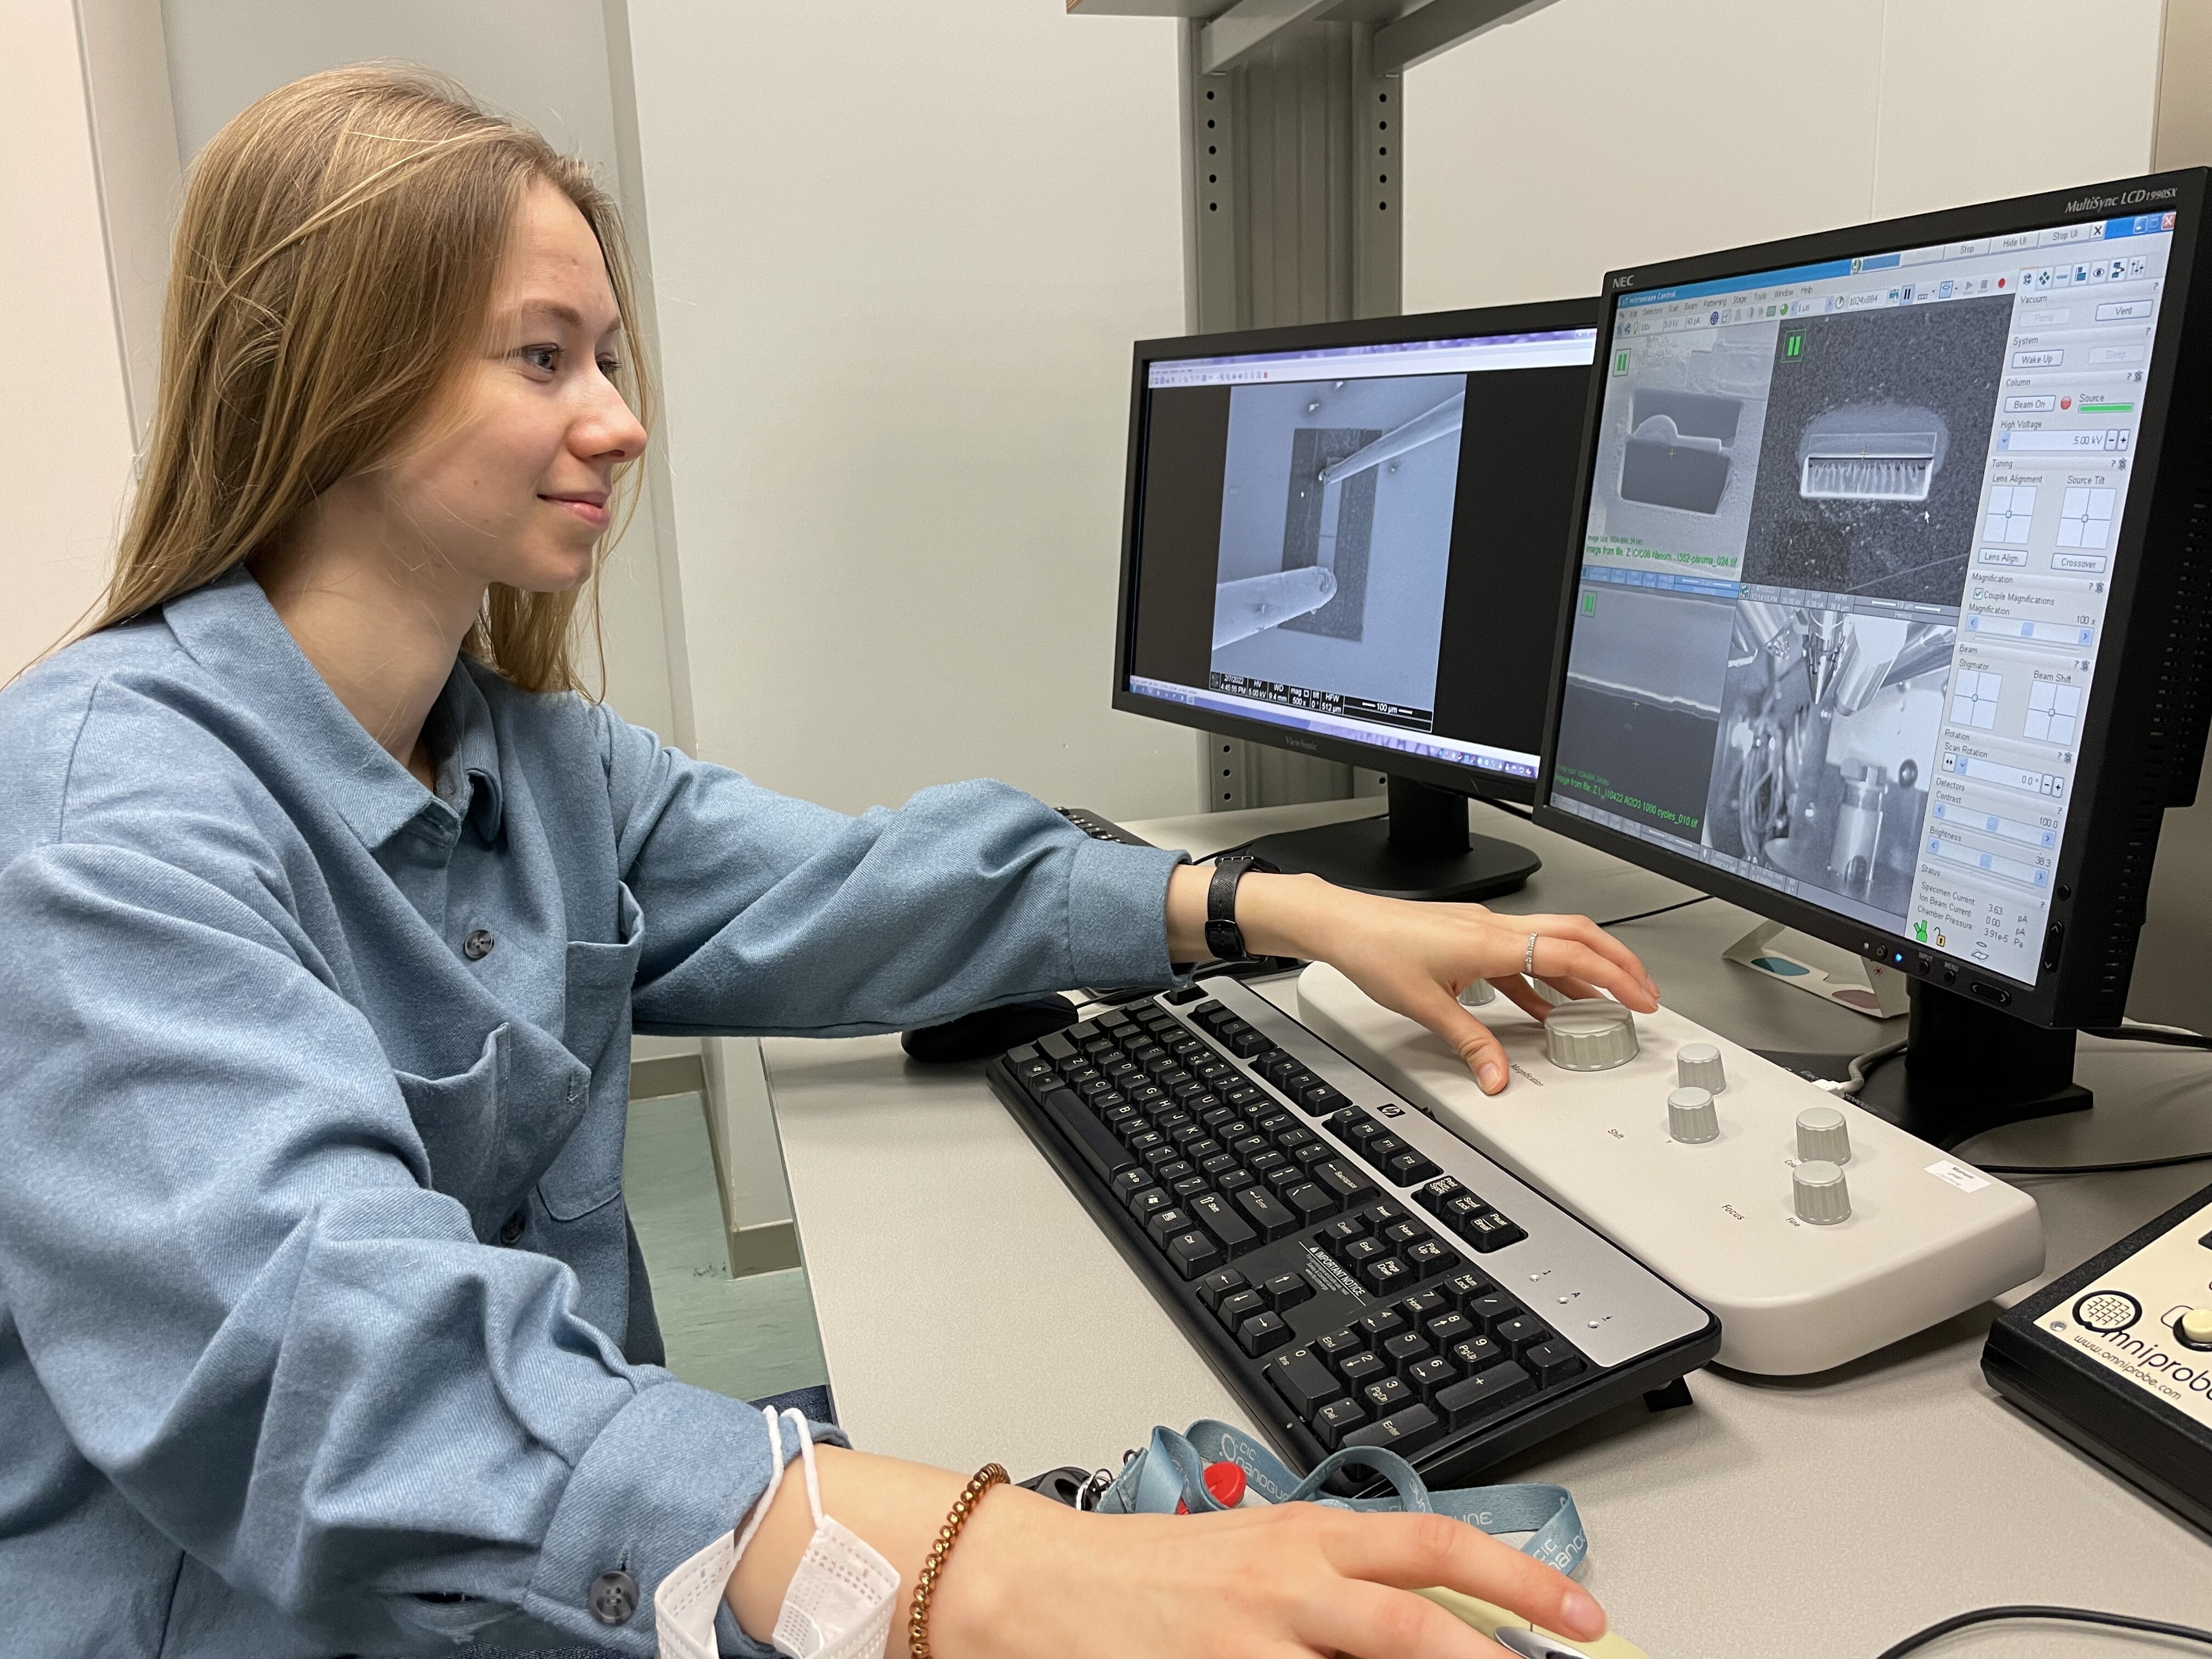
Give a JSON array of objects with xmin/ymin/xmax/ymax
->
[{"xmin": 84, "ymin": 64, "xmax": 648, "ymax": 694}]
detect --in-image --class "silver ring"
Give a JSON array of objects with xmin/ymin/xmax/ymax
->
[{"xmin": 1523, "ymin": 932, "xmax": 1538, "ymax": 976}]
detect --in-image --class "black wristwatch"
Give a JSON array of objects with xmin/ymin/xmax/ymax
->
[{"xmin": 1205, "ymin": 855, "xmax": 1279, "ymax": 961}]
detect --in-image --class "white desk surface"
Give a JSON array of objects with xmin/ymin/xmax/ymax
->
[{"xmin": 764, "ymin": 799, "xmax": 2212, "ymax": 1657}]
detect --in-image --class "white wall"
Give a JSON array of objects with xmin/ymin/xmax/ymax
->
[
  {"xmin": 624, "ymin": 0, "xmax": 1193, "ymax": 820},
  {"xmin": 159, "ymin": 0, "xmax": 680, "ymax": 740},
  {"xmin": 1404, "ymin": 0, "xmax": 2168, "ymax": 312},
  {"xmin": 4, "ymin": 0, "xmax": 137, "ymax": 681}
]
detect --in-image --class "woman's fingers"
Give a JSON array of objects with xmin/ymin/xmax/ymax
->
[
  {"xmin": 1316, "ymin": 1509, "xmax": 1607, "ymax": 1643},
  {"xmin": 1491, "ymin": 975, "xmax": 1554, "ymax": 1022},
  {"xmin": 1406, "ymin": 984, "xmax": 1512, "ymax": 1094},
  {"xmin": 1529, "ymin": 935, "xmax": 1656, "ymax": 1011},
  {"xmin": 1522, "ymin": 913, "xmax": 1657, "ymax": 1003},
  {"xmin": 1297, "ymin": 1576, "xmax": 1515, "ymax": 1659}
]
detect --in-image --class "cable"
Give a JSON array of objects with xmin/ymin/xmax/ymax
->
[
  {"xmin": 1595, "ymin": 894, "xmax": 1712, "ymax": 928},
  {"xmin": 2083, "ymin": 1024, "xmax": 2212, "ymax": 1051},
  {"xmin": 1874, "ymin": 1604, "xmax": 2212, "ymax": 1657},
  {"xmin": 1483, "ymin": 799, "xmax": 1535, "ymax": 821},
  {"xmin": 1966, "ymin": 1147, "xmax": 2212, "ymax": 1177}
]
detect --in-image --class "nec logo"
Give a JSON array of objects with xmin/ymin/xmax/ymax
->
[{"xmin": 1611, "ymin": 274, "xmax": 1637, "ymax": 290}]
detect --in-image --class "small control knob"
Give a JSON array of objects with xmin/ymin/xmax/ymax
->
[
  {"xmin": 1457, "ymin": 978, "xmax": 1497, "ymax": 1009},
  {"xmin": 1667, "ymin": 1086, "xmax": 1719, "ymax": 1144},
  {"xmin": 1544, "ymin": 1000, "xmax": 1639, "ymax": 1071},
  {"xmin": 2176, "ymin": 1308, "xmax": 2212, "ymax": 1351},
  {"xmin": 1676, "ymin": 1042, "xmax": 1727, "ymax": 1093},
  {"xmin": 1793, "ymin": 1159, "xmax": 1852, "ymax": 1225},
  {"xmin": 1795, "ymin": 1105, "xmax": 1852, "ymax": 1164}
]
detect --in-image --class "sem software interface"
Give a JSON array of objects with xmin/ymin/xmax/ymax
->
[
  {"xmin": 1126, "ymin": 329, "xmax": 1595, "ymax": 779},
  {"xmin": 1550, "ymin": 210, "xmax": 2177, "ymax": 985}
]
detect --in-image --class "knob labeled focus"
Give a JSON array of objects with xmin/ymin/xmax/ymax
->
[
  {"xmin": 1544, "ymin": 1000, "xmax": 1639, "ymax": 1071},
  {"xmin": 1796, "ymin": 1105, "xmax": 1852, "ymax": 1164},
  {"xmin": 1676, "ymin": 1042, "xmax": 1727, "ymax": 1093},
  {"xmin": 1667, "ymin": 1086, "xmax": 1719, "ymax": 1144},
  {"xmin": 1793, "ymin": 1159, "xmax": 1852, "ymax": 1224}
]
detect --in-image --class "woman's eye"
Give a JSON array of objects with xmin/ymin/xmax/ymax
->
[
  {"xmin": 521, "ymin": 345, "xmax": 561, "ymax": 374},
  {"xmin": 597, "ymin": 356, "xmax": 623, "ymax": 379}
]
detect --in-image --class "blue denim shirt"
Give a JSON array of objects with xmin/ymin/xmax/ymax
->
[{"xmin": 0, "ymin": 568, "xmax": 1184, "ymax": 1657}]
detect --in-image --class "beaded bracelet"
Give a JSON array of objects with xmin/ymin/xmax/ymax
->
[{"xmin": 907, "ymin": 1462, "xmax": 1008, "ymax": 1659}]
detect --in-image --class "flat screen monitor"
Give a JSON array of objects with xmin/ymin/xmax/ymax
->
[
  {"xmin": 1114, "ymin": 300, "xmax": 1599, "ymax": 900},
  {"xmin": 1534, "ymin": 170, "xmax": 2212, "ymax": 1138}
]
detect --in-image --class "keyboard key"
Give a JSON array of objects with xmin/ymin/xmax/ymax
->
[
  {"xmin": 1404, "ymin": 1355, "xmax": 1459, "ymax": 1401},
  {"xmin": 1436, "ymin": 1192, "xmax": 1489, "ymax": 1233},
  {"xmin": 1217, "ymin": 1289, "xmax": 1266, "ymax": 1330},
  {"xmin": 1224, "ymin": 1028, "xmax": 1271, "ymax": 1059},
  {"xmin": 1170, "ymin": 1174, "xmax": 1211, "ymax": 1203},
  {"xmin": 1089, "ymin": 1090, "xmax": 1128, "ymax": 1114},
  {"xmin": 1199, "ymin": 1152, "xmax": 1237, "ymax": 1178},
  {"xmin": 1164, "ymin": 1231, "xmax": 1222, "ymax": 1280},
  {"xmin": 1037, "ymin": 1089, "xmax": 1137, "ymax": 1181},
  {"xmin": 1110, "ymin": 1169, "xmax": 1152, "ymax": 1202},
  {"xmin": 1362, "ymin": 1376, "xmax": 1414, "ymax": 1415},
  {"xmin": 1229, "ymin": 1135, "xmax": 1269, "ymax": 1161},
  {"xmin": 1233, "ymin": 1186, "xmax": 1297, "ymax": 1241},
  {"xmin": 1449, "ymin": 1335, "xmax": 1506, "ymax": 1372},
  {"xmin": 1129, "ymin": 1188, "xmax": 1172, "ymax": 1223},
  {"xmin": 1310, "ymin": 1161, "xmax": 1378, "ymax": 1206},
  {"xmin": 1358, "ymin": 1201, "xmax": 1413, "ymax": 1229},
  {"xmin": 1441, "ymin": 1268, "xmax": 1492, "ymax": 1307},
  {"xmin": 1296, "ymin": 1084, "xmax": 1348, "ymax": 1114},
  {"xmin": 1358, "ymin": 1307, "xmax": 1406, "ymax": 1344},
  {"xmin": 1386, "ymin": 1151, "xmax": 1443, "ymax": 1187},
  {"xmin": 1189, "ymin": 1001, "xmax": 1230, "ymax": 1029},
  {"xmin": 1398, "ymin": 1290, "xmax": 1449, "ymax": 1323},
  {"xmin": 1317, "ymin": 1216, "xmax": 1367, "ymax": 1254},
  {"xmin": 1266, "ymin": 1349, "xmax": 1342, "ymax": 1417},
  {"xmin": 1262, "ymin": 1272, "xmax": 1312, "ymax": 1310},
  {"xmin": 1338, "ymin": 1352, "xmax": 1387, "ymax": 1390},
  {"xmin": 1255, "ymin": 1111, "xmax": 1295, "ymax": 1136},
  {"xmin": 1342, "ymin": 1403, "xmax": 1442, "ymax": 1455},
  {"xmin": 1523, "ymin": 1338, "xmax": 1586, "ymax": 1387},
  {"xmin": 1380, "ymin": 1220, "xmax": 1427, "ymax": 1250},
  {"xmin": 1493, "ymin": 1314, "xmax": 1551, "ymax": 1356},
  {"xmin": 1365, "ymin": 1135, "xmax": 1405, "ymax": 1163},
  {"xmin": 1380, "ymin": 1331, "xmax": 1432, "ymax": 1370},
  {"xmin": 1259, "ymin": 1055, "xmax": 1301, "ymax": 1086},
  {"xmin": 1247, "ymin": 1149, "xmax": 1290, "ymax": 1177},
  {"xmin": 1037, "ymin": 1032, "xmax": 1077, "ymax": 1062},
  {"xmin": 1361, "ymin": 1256, "xmax": 1412, "ymax": 1294},
  {"xmin": 1311, "ymin": 1397, "xmax": 1368, "ymax": 1449},
  {"xmin": 1434, "ymin": 1362, "xmax": 1535, "ymax": 1426},
  {"xmin": 1144, "ymin": 1207, "xmax": 1194, "ymax": 1249},
  {"xmin": 1154, "ymin": 1158, "xmax": 1194, "ymax": 1184},
  {"xmin": 1341, "ymin": 1237, "xmax": 1386, "ymax": 1270},
  {"xmin": 1215, "ymin": 1119, "xmax": 1253, "ymax": 1143},
  {"xmin": 1188, "ymin": 1190, "xmax": 1258, "ymax": 1255},
  {"xmin": 1213, "ymin": 1167, "xmax": 1255, "ymax": 1196},
  {"xmin": 1263, "ymin": 1166, "xmax": 1308, "ymax": 1199},
  {"xmin": 1466, "ymin": 1293, "xmax": 1524, "ymax": 1334},
  {"xmin": 1127, "ymin": 1085, "xmax": 1166, "ymax": 1110},
  {"xmin": 1280, "ymin": 1182, "xmax": 1337, "ymax": 1224},
  {"xmin": 1274, "ymin": 1125, "xmax": 1317, "ymax": 1153},
  {"xmin": 1224, "ymin": 1085, "xmax": 1267, "ymax": 1110},
  {"xmin": 1195, "ymin": 1268, "xmax": 1248, "ymax": 1311},
  {"xmin": 1142, "ymin": 1144, "xmax": 1181, "ymax": 1170},
  {"xmin": 1426, "ymin": 1312, "xmax": 1476, "ymax": 1348},
  {"xmin": 1290, "ymin": 1141, "xmax": 1338, "ymax": 1171},
  {"xmin": 1315, "ymin": 1328, "xmax": 1365, "ymax": 1368},
  {"xmin": 1238, "ymin": 1312, "xmax": 1293, "ymax": 1356},
  {"xmin": 1463, "ymin": 1212, "xmax": 1528, "ymax": 1252},
  {"xmin": 1404, "ymin": 1238, "xmax": 1455, "ymax": 1277}
]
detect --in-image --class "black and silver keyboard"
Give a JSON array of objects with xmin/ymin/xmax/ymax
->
[{"xmin": 985, "ymin": 977, "xmax": 1720, "ymax": 1487}]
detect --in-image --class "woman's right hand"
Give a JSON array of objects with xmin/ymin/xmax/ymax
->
[{"xmin": 934, "ymin": 1480, "xmax": 1606, "ymax": 1658}]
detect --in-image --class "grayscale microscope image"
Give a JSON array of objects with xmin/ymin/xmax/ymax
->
[
  {"xmin": 1586, "ymin": 319, "xmax": 1780, "ymax": 573},
  {"xmin": 1702, "ymin": 599, "xmax": 1954, "ymax": 912},
  {"xmin": 1739, "ymin": 297, "xmax": 2012, "ymax": 605},
  {"xmin": 1209, "ymin": 373, "xmax": 1466, "ymax": 710}
]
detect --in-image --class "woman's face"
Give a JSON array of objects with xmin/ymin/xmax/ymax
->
[{"xmin": 377, "ymin": 180, "xmax": 648, "ymax": 599}]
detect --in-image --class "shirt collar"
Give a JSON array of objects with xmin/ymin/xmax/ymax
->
[{"xmin": 163, "ymin": 566, "xmax": 507, "ymax": 848}]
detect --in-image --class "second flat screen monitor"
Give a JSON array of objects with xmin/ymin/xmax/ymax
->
[{"xmin": 1123, "ymin": 319, "xmax": 1599, "ymax": 795}]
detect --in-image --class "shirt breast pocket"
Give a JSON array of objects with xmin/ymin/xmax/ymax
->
[
  {"xmin": 537, "ymin": 883, "xmax": 646, "ymax": 1222},
  {"xmin": 394, "ymin": 1023, "xmax": 512, "ymax": 1227}
]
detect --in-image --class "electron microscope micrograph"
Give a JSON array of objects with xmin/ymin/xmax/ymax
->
[
  {"xmin": 1739, "ymin": 297, "xmax": 2013, "ymax": 605},
  {"xmin": 1209, "ymin": 373, "xmax": 1466, "ymax": 712}
]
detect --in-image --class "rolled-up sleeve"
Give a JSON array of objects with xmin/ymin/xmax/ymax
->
[
  {"xmin": 0, "ymin": 841, "xmax": 814, "ymax": 1655},
  {"xmin": 598, "ymin": 709, "xmax": 1190, "ymax": 1037}
]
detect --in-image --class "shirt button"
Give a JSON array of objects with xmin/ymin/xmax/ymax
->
[
  {"xmin": 462, "ymin": 929, "xmax": 495, "ymax": 961},
  {"xmin": 498, "ymin": 1210, "xmax": 526, "ymax": 1246},
  {"xmin": 588, "ymin": 1569, "xmax": 638, "ymax": 1626}
]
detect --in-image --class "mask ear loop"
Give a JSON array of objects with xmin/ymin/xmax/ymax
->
[
  {"xmin": 781, "ymin": 1407, "xmax": 826, "ymax": 1533},
  {"xmin": 732, "ymin": 1404, "xmax": 800, "ymax": 1563}
]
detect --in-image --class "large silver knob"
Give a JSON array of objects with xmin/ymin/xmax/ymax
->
[
  {"xmin": 1793, "ymin": 1159, "xmax": 1852, "ymax": 1224},
  {"xmin": 1544, "ymin": 1000, "xmax": 1639, "ymax": 1071},
  {"xmin": 1667, "ymin": 1086, "xmax": 1719, "ymax": 1144},
  {"xmin": 1677, "ymin": 1042, "xmax": 1727, "ymax": 1093},
  {"xmin": 1796, "ymin": 1105, "xmax": 1852, "ymax": 1164}
]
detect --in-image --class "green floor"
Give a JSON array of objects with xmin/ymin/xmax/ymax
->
[{"xmin": 621, "ymin": 1091, "xmax": 829, "ymax": 1403}]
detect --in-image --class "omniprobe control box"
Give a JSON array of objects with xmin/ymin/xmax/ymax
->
[{"xmin": 1984, "ymin": 1180, "xmax": 2212, "ymax": 1536}]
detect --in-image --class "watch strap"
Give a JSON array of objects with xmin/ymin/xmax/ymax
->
[{"xmin": 1204, "ymin": 855, "xmax": 1276, "ymax": 961}]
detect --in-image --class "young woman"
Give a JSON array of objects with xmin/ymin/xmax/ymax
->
[{"xmin": 0, "ymin": 67, "xmax": 1657, "ymax": 1659}]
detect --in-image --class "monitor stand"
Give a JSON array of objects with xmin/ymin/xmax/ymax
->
[
  {"xmin": 1240, "ymin": 776, "xmax": 1541, "ymax": 904},
  {"xmin": 1763, "ymin": 978, "xmax": 2092, "ymax": 1150}
]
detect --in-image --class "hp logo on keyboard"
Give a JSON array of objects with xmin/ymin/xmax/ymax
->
[{"xmin": 2072, "ymin": 1290, "xmax": 2142, "ymax": 1335}]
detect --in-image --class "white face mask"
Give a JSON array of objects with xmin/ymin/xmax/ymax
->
[{"xmin": 656, "ymin": 1408, "xmax": 901, "ymax": 1659}]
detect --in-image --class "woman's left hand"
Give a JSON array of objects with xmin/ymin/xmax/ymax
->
[{"xmin": 1166, "ymin": 867, "xmax": 1660, "ymax": 1096}]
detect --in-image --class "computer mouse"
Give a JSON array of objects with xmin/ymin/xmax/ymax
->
[
  {"xmin": 1417, "ymin": 1587, "xmax": 1652, "ymax": 1659},
  {"xmin": 900, "ymin": 994, "xmax": 1081, "ymax": 1064}
]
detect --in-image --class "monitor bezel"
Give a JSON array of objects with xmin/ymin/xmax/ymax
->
[
  {"xmin": 1112, "ymin": 297, "xmax": 1601, "ymax": 806},
  {"xmin": 1532, "ymin": 168, "xmax": 2212, "ymax": 1028}
]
